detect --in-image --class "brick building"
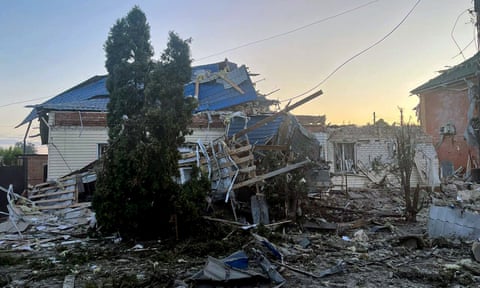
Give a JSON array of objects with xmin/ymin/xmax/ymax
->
[
  {"xmin": 25, "ymin": 154, "xmax": 48, "ymax": 186},
  {"xmin": 411, "ymin": 52, "xmax": 480, "ymax": 176}
]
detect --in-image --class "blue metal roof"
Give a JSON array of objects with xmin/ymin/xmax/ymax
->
[
  {"xmin": 18, "ymin": 75, "xmax": 108, "ymax": 126},
  {"xmin": 18, "ymin": 60, "xmax": 258, "ymax": 127},
  {"xmin": 227, "ymin": 114, "xmax": 286, "ymax": 145},
  {"xmin": 185, "ymin": 62, "xmax": 258, "ymax": 112}
]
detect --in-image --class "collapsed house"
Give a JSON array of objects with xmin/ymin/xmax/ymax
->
[
  {"xmin": 15, "ymin": 60, "xmax": 278, "ymax": 180},
  {"xmin": 13, "ymin": 60, "xmax": 326, "ymax": 225}
]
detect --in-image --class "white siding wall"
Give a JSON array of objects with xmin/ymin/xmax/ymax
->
[
  {"xmin": 48, "ymin": 125, "xmax": 108, "ymax": 180},
  {"xmin": 327, "ymin": 141, "xmax": 335, "ymax": 172},
  {"xmin": 313, "ymin": 132, "xmax": 328, "ymax": 160}
]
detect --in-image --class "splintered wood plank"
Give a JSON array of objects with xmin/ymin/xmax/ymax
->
[
  {"xmin": 231, "ymin": 154, "xmax": 254, "ymax": 165},
  {"xmin": 233, "ymin": 160, "xmax": 310, "ymax": 189},
  {"xmin": 254, "ymin": 145, "xmax": 288, "ymax": 151},
  {"xmin": 34, "ymin": 197, "xmax": 74, "ymax": 204},
  {"xmin": 239, "ymin": 166, "xmax": 256, "ymax": 174},
  {"xmin": 227, "ymin": 145, "xmax": 252, "ymax": 155},
  {"xmin": 29, "ymin": 190, "xmax": 76, "ymax": 199}
]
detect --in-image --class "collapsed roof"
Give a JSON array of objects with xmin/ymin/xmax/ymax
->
[{"xmin": 18, "ymin": 60, "xmax": 264, "ymax": 127}]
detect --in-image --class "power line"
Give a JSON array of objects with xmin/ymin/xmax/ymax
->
[
  {"xmin": 451, "ymin": 9, "xmax": 471, "ymax": 60},
  {"xmin": 194, "ymin": 0, "xmax": 380, "ymax": 62},
  {"xmin": 280, "ymin": 0, "xmax": 422, "ymax": 103},
  {"xmin": 0, "ymin": 97, "xmax": 49, "ymax": 108}
]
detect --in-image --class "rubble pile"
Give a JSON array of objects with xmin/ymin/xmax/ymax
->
[{"xmin": 2, "ymin": 182, "xmax": 480, "ymax": 287}]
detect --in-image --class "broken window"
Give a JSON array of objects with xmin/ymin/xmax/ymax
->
[
  {"xmin": 334, "ymin": 142, "xmax": 355, "ymax": 172},
  {"xmin": 97, "ymin": 143, "xmax": 108, "ymax": 159}
]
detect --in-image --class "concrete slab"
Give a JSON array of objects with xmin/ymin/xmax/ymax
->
[{"xmin": 428, "ymin": 205, "xmax": 480, "ymax": 240}]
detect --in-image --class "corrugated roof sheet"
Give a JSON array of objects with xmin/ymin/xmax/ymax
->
[
  {"xmin": 227, "ymin": 114, "xmax": 285, "ymax": 145},
  {"xmin": 18, "ymin": 60, "xmax": 258, "ymax": 127},
  {"xmin": 17, "ymin": 75, "xmax": 108, "ymax": 126},
  {"xmin": 411, "ymin": 52, "xmax": 480, "ymax": 94},
  {"xmin": 185, "ymin": 62, "xmax": 258, "ymax": 112}
]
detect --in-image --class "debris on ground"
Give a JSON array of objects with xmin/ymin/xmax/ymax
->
[{"xmin": 2, "ymin": 181, "xmax": 480, "ymax": 287}]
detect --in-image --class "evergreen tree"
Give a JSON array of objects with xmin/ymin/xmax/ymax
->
[{"xmin": 93, "ymin": 7, "xmax": 197, "ymax": 239}]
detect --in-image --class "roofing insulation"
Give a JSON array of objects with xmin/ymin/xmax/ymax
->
[
  {"xmin": 18, "ymin": 60, "xmax": 258, "ymax": 127},
  {"xmin": 411, "ymin": 52, "xmax": 480, "ymax": 94}
]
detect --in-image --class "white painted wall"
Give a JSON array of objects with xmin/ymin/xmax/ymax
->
[
  {"xmin": 322, "ymin": 134, "xmax": 440, "ymax": 188},
  {"xmin": 47, "ymin": 113, "xmax": 108, "ymax": 180},
  {"xmin": 47, "ymin": 114, "xmax": 226, "ymax": 180},
  {"xmin": 313, "ymin": 132, "xmax": 328, "ymax": 161}
]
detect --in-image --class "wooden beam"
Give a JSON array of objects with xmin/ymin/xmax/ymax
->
[
  {"xmin": 227, "ymin": 144, "xmax": 252, "ymax": 155},
  {"xmin": 254, "ymin": 145, "xmax": 288, "ymax": 151},
  {"xmin": 230, "ymin": 90, "xmax": 322, "ymax": 141},
  {"xmin": 233, "ymin": 159, "xmax": 310, "ymax": 189},
  {"xmin": 29, "ymin": 190, "xmax": 75, "ymax": 199}
]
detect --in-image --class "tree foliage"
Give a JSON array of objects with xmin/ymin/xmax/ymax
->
[
  {"xmin": 395, "ymin": 123, "xmax": 421, "ymax": 222},
  {"xmin": 93, "ymin": 7, "xmax": 202, "ymax": 240},
  {"xmin": 0, "ymin": 142, "xmax": 36, "ymax": 166}
]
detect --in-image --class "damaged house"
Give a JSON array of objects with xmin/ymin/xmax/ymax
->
[
  {"xmin": 299, "ymin": 119, "xmax": 441, "ymax": 190},
  {"xmin": 16, "ymin": 60, "xmax": 278, "ymax": 180},
  {"xmin": 15, "ymin": 60, "xmax": 324, "ymax": 222},
  {"xmin": 411, "ymin": 52, "xmax": 480, "ymax": 179}
]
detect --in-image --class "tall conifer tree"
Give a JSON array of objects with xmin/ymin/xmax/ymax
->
[{"xmin": 93, "ymin": 7, "xmax": 197, "ymax": 239}]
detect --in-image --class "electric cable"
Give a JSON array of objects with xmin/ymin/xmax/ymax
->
[
  {"xmin": 194, "ymin": 0, "xmax": 380, "ymax": 62},
  {"xmin": 279, "ymin": 0, "xmax": 422, "ymax": 103}
]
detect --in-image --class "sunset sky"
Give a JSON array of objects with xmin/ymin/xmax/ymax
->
[{"xmin": 0, "ymin": 0, "xmax": 477, "ymax": 149}]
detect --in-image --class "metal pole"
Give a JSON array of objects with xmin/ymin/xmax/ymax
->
[{"xmin": 23, "ymin": 121, "xmax": 32, "ymax": 193}]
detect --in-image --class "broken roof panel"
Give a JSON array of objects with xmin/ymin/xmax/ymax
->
[
  {"xmin": 18, "ymin": 60, "xmax": 258, "ymax": 127},
  {"xmin": 227, "ymin": 114, "xmax": 285, "ymax": 145},
  {"xmin": 411, "ymin": 52, "xmax": 480, "ymax": 94},
  {"xmin": 185, "ymin": 61, "xmax": 258, "ymax": 112}
]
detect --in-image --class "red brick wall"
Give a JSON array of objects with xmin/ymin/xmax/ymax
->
[
  {"xmin": 26, "ymin": 154, "xmax": 48, "ymax": 186},
  {"xmin": 54, "ymin": 112, "xmax": 107, "ymax": 127},
  {"xmin": 420, "ymin": 88, "xmax": 475, "ymax": 169}
]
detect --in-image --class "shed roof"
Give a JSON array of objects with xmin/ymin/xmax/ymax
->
[
  {"xmin": 411, "ymin": 52, "xmax": 480, "ymax": 94},
  {"xmin": 18, "ymin": 60, "xmax": 258, "ymax": 127}
]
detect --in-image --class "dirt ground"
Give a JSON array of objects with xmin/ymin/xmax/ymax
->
[{"xmin": 1, "ymin": 187, "xmax": 479, "ymax": 287}]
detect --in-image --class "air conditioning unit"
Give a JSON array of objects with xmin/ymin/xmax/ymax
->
[{"xmin": 439, "ymin": 123, "xmax": 456, "ymax": 135}]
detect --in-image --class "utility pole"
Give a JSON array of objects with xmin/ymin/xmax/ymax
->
[
  {"xmin": 476, "ymin": 0, "xmax": 480, "ymax": 50},
  {"xmin": 398, "ymin": 106, "xmax": 404, "ymax": 126}
]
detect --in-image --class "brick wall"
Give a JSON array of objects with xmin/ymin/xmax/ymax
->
[
  {"xmin": 420, "ymin": 88, "xmax": 474, "ymax": 169},
  {"xmin": 26, "ymin": 154, "xmax": 48, "ymax": 186},
  {"xmin": 54, "ymin": 111, "xmax": 107, "ymax": 127}
]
